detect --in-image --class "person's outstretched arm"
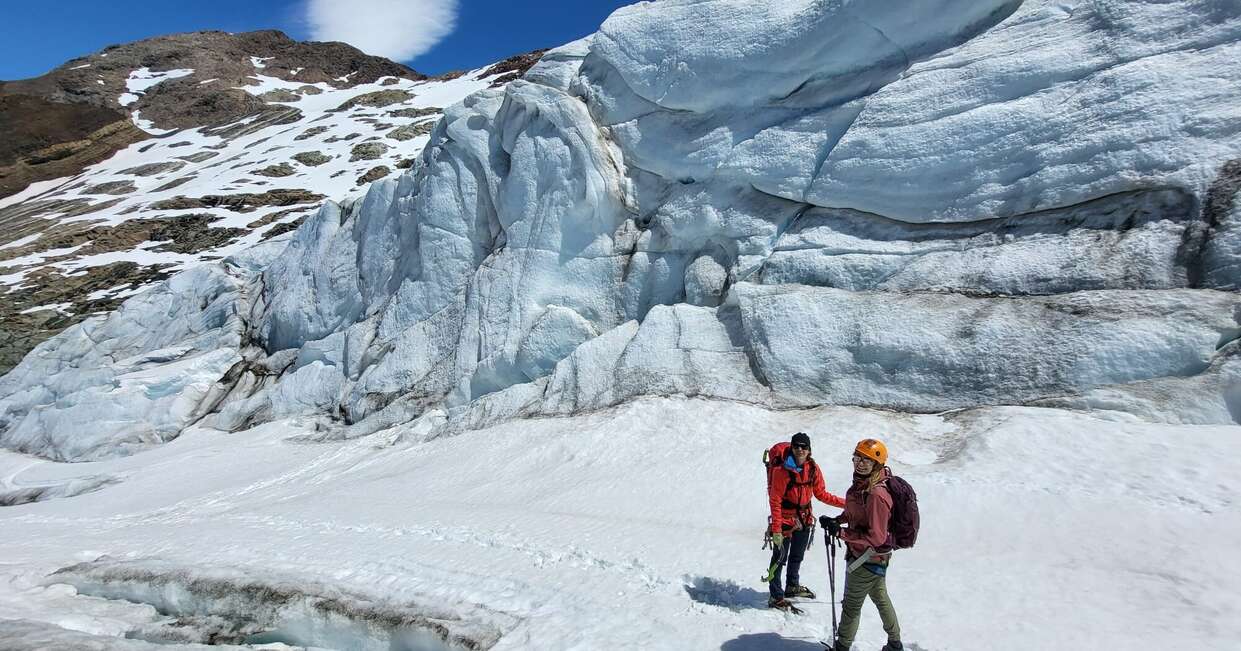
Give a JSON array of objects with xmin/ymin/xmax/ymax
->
[{"xmin": 812, "ymin": 463, "xmax": 846, "ymax": 509}]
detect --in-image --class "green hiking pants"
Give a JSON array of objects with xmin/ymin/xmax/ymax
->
[{"xmin": 835, "ymin": 563, "xmax": 900, "ymax": 648}]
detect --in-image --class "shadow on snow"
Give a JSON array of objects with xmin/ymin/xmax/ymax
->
[
  {"xmin": 719, "ymin": 633, "xmax": 826, "ymax": 650},
  {"xmin": 684, "ymin": 575, "xmax": 770, "ymax": 611}
]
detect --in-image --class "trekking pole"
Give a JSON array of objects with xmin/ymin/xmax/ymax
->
[{"xmin": 825, "ymin": 530, "xmax": 838, "ymax": 643}]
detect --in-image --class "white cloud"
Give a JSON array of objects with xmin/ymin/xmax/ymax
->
[{"xmin": 304, "ymin": 0, "xmax": 458, "ymax": 62}]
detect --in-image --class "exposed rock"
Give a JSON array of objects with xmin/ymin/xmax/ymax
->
[
  {"xmin": 175, "ymin": 151, "xmax": 220, "ymax": 163},
  {"xmin": 297, "ymin": 85, "xmax": 323, "ymax": 96},
  {"xmin": 2, "ymin": 213, "xmax": 243, "ymax": 263},
  {"xmin": 258, "ymin": 89, "xmax": 301, "ymax": 103},
  {"xmin": 141, "ymin": 86, "xmax": 268, "ymax": 132},
  {"xmin": 81, "ymin": 180, "xmax": 135, "ymax": 195},
  {"xmin": 24, "ymin": 140, "xmax": 95, "ymax": 165},
  {"xmin": 483, "ymin": 49, "xmax": 549, "ymax": 87},
  {"xmin": 356, "ymin": 166, "xmax": 391, "ymax": 186},
  {"xmin": 324, "ymin": 132, "xmax": 361, "ymax": 143},
  {"xmin": 292, "ymin": 151, "xmax": 330, "ymax": 167},
  {"xmin": 262, "ymin": 216, "xmax": 307, "ymax": 240},
  {"xmin": 349, "ymin": 142, "xmax": 388, "ymax": 162},
  {"xmin": 74, "ymin": 198, "xmax": 124, "ymax": 216},
  {"xmin": 294, "ymin": 126, "xmax": 329, "ymax": 141},
  {"xmin": 0, "ymin": 309, "xmax": 70, "ymax": 378},
  {"xmin": 395, "ymin": 158, "xmax": 416, "ymax": 169},
  {"xmin": 253, "ymin": 163, "xmax": 296, "ymax": 177},
  {"xmin": 246, "ymin": 207, "xmax": 313, "ymax": 229},
  {"xmin": 386, "ymin": 122, "xmax": 434, "ymax": 142},
  {"xmin": 1201, "ymin": 159, "xmax": 1241, "ymax": 289},
  {"xmin": 200, "ymin": 106, "xmax": 302, "ymax": 141},
  {"xmin": 332, "ymin": 89, "xmax": 413, "ymax": 112},
  {"xmin": 148, "ymin": 215, "xmax": 248, "ymax": 254},
  {"xmin": 120, "ymin": 161, "xmax": 186, "ymax": 177},
  {"xmin": 387, "ymin": 107, "xmax": 441, "ymax": 119},
  {"xmin": 149, "ymin": 189, "xmax": 324, "ymax": 212},
  {"xmin": 0, "ymin": 116, "xmax": 146, "ymax": 199},
  {"xmin": 0, "ymin": 95, "xmax": 130, "ymax": 168},
  {"xmin": 151, "ymin": 176, "xmax": 195, "ymax": 192}
]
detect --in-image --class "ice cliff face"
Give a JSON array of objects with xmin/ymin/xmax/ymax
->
[{"xmin": 4, "ymin": 0, "xmax": 1241, "ymax": 460}]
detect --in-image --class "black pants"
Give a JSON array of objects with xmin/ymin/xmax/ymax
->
[{"xmin": 767, "ymin": 525, "xmax": 810, "ymax": 599}]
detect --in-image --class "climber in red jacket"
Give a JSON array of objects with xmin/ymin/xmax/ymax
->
[{"xmin": 765, "ymin": 432, "xmax": 845, "ymax": 610}]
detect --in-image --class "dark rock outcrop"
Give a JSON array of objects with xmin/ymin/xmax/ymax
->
[
  {"xmin": 356, "ymin": 166, "xmax": 391, "ymax": 186},
  {"xmin": 148, "ymin": 189, "xmax": 325, "ymax": 212}
]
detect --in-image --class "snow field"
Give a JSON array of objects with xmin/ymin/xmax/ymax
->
[{"xmin": 1, "ymin": 398, "xmax": 1238, "ymax": 649}]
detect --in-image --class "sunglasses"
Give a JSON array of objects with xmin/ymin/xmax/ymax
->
[{"xmin": 792, "ymin": 443, "xmax": 811, "ymax": 451}]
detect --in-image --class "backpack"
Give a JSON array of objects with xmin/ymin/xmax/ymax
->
[
  {"xmin": 763, "ymin": 442, "xmax": 816, "ymax": 508},
  {"xmin": 884, "ymin": 475, "xmax": 920, "ymax": 549}
]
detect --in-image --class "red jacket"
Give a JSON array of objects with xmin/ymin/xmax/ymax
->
[
  {"xmin": 768, "ymin": 447, "xmax": 845, "ymax": 534},
  {"xmin": 840, "ymin": 468, "xmax": 893, "ymax": 563}
]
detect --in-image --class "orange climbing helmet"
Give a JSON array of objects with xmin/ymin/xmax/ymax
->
[{"xmin": 854, "ymin": 438, "xmax": 888, "ymax": 465}]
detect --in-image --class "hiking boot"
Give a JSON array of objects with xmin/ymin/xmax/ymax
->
[
  {"xmin": 881, "ymin": 642, "xmax": 903, "ymax": 651},
  {"xmin": 785, "ymin": 584, "xmax": 815, "ymax": 599},
  {"xmin": 767, "ymin": 596, "xmax": 793, "ymax": 611}
]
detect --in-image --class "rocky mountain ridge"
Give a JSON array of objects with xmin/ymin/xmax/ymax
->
[
  {"xmin": 0, "ymin": 31, "xmax": 543, "ymax": 373},
  {"xmin": 0, "ymin": 30, "xmax": 429, "ymax": 198}
]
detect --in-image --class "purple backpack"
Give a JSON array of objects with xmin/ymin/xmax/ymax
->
[{"xmin": 885, "ymin": 475, "xmax": 920, "ymax": 549}]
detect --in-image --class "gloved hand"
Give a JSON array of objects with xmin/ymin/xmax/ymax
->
[
  {"xmin": 771, "ymin": 533, "xmax": 784, "ymax": 548},
  {"xmin": 819, "ymin": 515, "xmax": 841, "ymax": 536}
]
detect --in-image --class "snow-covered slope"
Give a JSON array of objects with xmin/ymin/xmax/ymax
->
[
  {"xmin": 1, "ymin": 399, "xmax": 1238, "ymax": 649},
  {"xmin": 0, "ymin": 46, "xmax": 529, "ymax": 373},
  {"xmin": 3, "ymin": 0, "xmax": 1241, "ymax": 462},
  {"xmin": 0, "ymin": 65, "xmax": 497, "ymax": 285}
]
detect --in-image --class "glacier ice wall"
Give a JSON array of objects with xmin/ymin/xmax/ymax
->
[{"xmin": 4, "ymin": 0, "xmax": 1241, "ymax": 460}]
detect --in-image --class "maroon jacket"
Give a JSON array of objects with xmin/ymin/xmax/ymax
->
[{"xmin": 840, "ymin": 467, "xmax": 893, "ymax": 563}]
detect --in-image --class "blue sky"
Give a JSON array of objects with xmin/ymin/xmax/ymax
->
[{"xmin": 0, "ymin": 1, "xmax": 634, "ymax": 80}]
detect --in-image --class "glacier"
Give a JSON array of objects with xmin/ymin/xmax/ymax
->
[
  {"xmin": 4, "ymin": 0, "xmax": 1241, "ymax": 460},
  {"xmin": 2, "ymin": 399, "xmax": 1239, "ymax": 649}
]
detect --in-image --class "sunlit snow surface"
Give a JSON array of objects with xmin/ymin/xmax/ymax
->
[{"xmin": 0, "ymin": 399, "xmax": 1238, "ymax": 649}]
